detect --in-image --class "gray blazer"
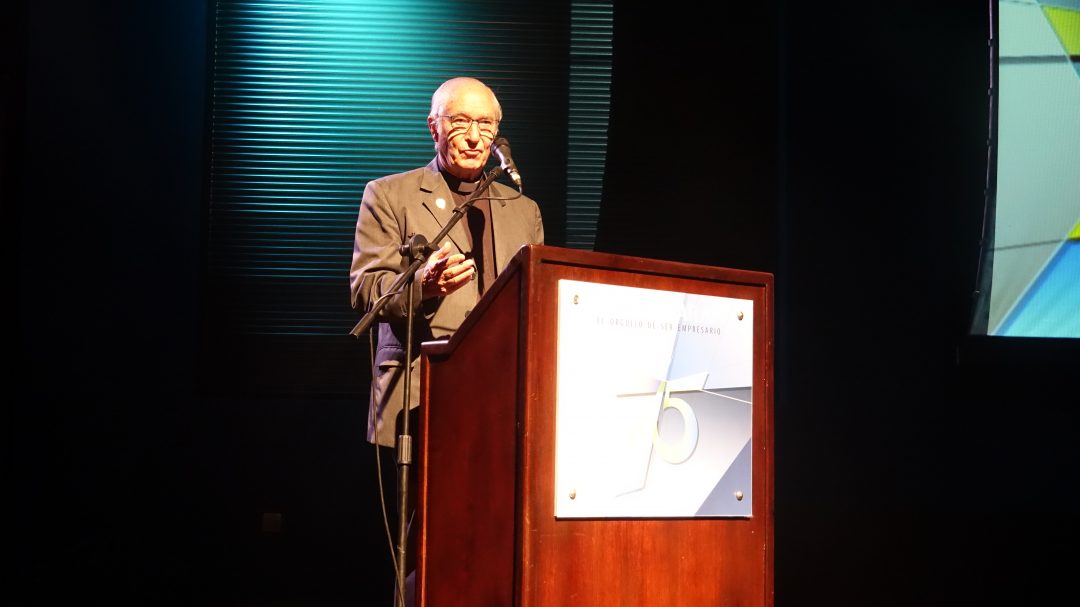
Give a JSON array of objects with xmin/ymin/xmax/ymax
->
[{"xmin": 350, "ymin": 158, "xmax": 544, "ymax": 446}]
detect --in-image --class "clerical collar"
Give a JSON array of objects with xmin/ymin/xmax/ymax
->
[{"xmin": 438, "ymin": 162, "xmax": 481, "ymax": 195}]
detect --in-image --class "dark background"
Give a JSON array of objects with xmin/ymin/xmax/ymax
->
[{"xmin": 12, "ymin": 1, "xmax": 1078, "ymax": 605}]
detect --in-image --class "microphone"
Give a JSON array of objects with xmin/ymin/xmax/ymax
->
[{"xmin": 491, "ymin": 137, "xmax": 523, "ymax": 188}]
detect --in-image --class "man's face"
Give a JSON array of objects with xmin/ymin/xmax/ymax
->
[{"xmin": 428, "ymin": 84, "xmax": 500, "ymax": 181}]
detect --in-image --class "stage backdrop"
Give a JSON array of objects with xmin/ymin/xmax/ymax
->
[{"xmin": 202, "ymin": 0, "xmax": 613, "ymax": 395}]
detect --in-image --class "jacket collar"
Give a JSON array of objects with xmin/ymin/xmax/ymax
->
[
  {"xmin": 419, "ymin": 158, "xmax": 470, "ymax": 252},
  {"xmin": 419, "ymin": 157, "xmax": 508, "ymax": 207}
]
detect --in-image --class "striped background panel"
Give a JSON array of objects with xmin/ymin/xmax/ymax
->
[{"xmin": 207, "ymin": 0, "xmax": 611, "ymax": 337}]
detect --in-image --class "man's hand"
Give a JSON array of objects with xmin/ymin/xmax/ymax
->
[{"xmin": 421, "ymin": 241, "xmax": 476, "ymax": 300}]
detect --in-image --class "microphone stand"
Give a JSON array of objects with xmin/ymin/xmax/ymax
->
[{"xmin": 349, "ymin": 165, "xmax": 506, "ymax": 605}]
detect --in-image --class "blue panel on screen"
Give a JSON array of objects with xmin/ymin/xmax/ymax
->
[{"xmin": 999, "ymin": 240, "xmax": 1080, "ymax": 337}]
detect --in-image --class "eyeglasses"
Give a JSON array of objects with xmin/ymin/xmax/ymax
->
[{"xmin": 439, "ymin": 114, "xmax": 499, "ymax": 137}]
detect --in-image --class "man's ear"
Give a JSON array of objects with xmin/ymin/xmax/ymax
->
[{"xmin": 427, "ymin": 116, "xmax": 439, "ymax": 142}]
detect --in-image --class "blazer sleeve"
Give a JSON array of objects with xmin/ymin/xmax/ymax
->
[
  {"xmin": 533, "ymin": 196, "xmax": 545, "ymax": 245},
  {"xmin": 349, "ymin": 177, "xmax": 425, "ymax": 322}
]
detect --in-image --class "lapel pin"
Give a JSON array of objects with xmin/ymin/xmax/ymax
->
[{"xmin": 435, "ymin": 198, "xmax": 446, "ymax": 210}]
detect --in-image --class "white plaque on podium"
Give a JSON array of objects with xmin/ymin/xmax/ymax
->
[{"xmin": 554, "ymin": 280, "xmax": 753, "ymax": 518}]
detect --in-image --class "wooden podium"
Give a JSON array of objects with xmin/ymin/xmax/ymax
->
[{"xmin": 417, "ymin": 245, "xmax": 774, "ymax": 606}]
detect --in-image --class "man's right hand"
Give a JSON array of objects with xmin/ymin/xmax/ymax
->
[{"xmin": 421, "ymin": 241, "xmax": 476, "ymax": 300}]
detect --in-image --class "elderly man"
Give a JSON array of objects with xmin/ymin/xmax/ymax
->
[
  {"xmin": 350, "ymin": 76, "xmax": 545, "ymax": 447},
  {"xmin": 351, "ymin": 76, "xmax": 544, "ymax": 604}
]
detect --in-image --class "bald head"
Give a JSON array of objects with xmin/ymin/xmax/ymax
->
[{"xmin": 429, "ymin": 77, "xmax": 502, "ymax": 122}]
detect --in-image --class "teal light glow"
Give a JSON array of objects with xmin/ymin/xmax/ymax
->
[{"xmin": 208, "ymin": 0, "xmax": 612, "ymax": 335}]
